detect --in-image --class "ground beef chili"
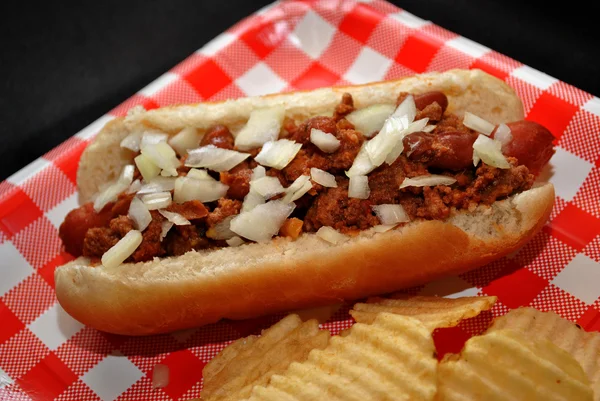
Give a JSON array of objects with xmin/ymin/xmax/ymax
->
[{"xmin": 59, "ymin": 90, "xmax": 554, "ymax": 264}]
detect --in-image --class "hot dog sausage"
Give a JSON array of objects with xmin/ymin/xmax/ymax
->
[{"xmin": 59, "ymin": 203, "xmax": 114, "ymax": 257}]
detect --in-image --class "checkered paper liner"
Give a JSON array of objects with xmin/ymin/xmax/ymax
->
[{"xmin": 1, "ymin": 0, "xmax": 599, "ymax": 399}]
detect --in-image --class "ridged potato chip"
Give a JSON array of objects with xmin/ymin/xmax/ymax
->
[
  {"xmin": 246, "ymin": 313, "xmax": 438, "ymax": 401},
  {"xmin": 201, "ymin": 314, "xmax": 330, "ymax": 401},
  {"xmin": 350, "ymin": 295, "xmax": 496, "ymax": 330},
  {"xmin": 488, "ymin": 307, "xmax": 600, "ymax": 400},
  {"xmin": 437, "ymin": 329, "xmax": 593, "ymax": 400}
]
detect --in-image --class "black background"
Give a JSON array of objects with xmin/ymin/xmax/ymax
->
[{"xmin": 2, "ymin": 0, "xmax": 599, "ymax": 181}]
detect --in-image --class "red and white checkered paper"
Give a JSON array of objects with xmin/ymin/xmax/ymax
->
[{"xmin": 1, "ymin": 0, "xmax": 599, "ymax": 399}]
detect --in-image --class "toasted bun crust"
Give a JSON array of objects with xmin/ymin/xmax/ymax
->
[{"xmin": 54, "ymin": 69, "xmax": 553, "ymax": 336}]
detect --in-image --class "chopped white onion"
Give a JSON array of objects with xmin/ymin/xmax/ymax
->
[
  {"xmin": 310, "ymin": 168, "xmax": 337, "ymax": 188},
  {"xmin": 230, "ymin": 200, "xmax": 295, "ymax": 242},
  {"xmin": 128, "ymin": 197, "xmax": 152, "ymax": 231},
  {"xmin": 384, "ymin": 118, "xmax": 429, "ymax": 165},
  {"xmin": 463, "ymin": 112, "xmax": 495, "ymax": 136},
  {"xmin": 242, "ymin": 190, "xmax": 266, "ymax": 212},
  {"xmin": 140, "ymin": 142, "xmax": 180, "ymax": 176},
  {"xmin": 186, "ymin": 168, "xmax": 213, "ymax": 181},
  {"xmin": 206, "ymin": 216, "xmax": 236, "ymax": 240},
  {"xmin": 281, "ymin": 175, "xmax": 312, "ymax": 203},
  {"xmin": 185, "ymin": 145, "xmax": 250, "ymax": 172},
  {"xmin": 348, "ymin": 175, "xmax": 370, "ymax": 199},
  {"xmin": 174, "ymin": 176, "xmax": 228, "ymax": 203},
  {"xmin": 472, "ymin": 134, "xmax": 511, "ymax": 169},
  {"xmin": 254, "ymin": 139, "xmax": 302, "ymax": 170},
  {"xmin": 134, "ymin": 153, "xmax": 161, "ymax": 182},
  {"xmin": 234, "ymin": 106, "xmax": 285, "ymax": 151},
  {"xmin": 493, "ymin": 123, "xmax": 512, "ymax": 147},
  {"xmin": 140, "ymin": 132, "xmax": 168, "ymax": 149},
  {"xmin": 226, "ymin": 236, "xmax": 245, "ymax": 247},
  {"xmin": 422, "ymin": 125, "xmax": 436, "ymax": 133},
  {"xmin": 152, "ymin": 364, "xmax": 169, "ymax": 389},
  {"xmin": 93, "ymin": 165, "xmax": 135, "ymax": 212},
  {"xmin": 399, "ymin": 175, "xmax": 457, "ymax": 189},
  {"xmin": 251, "ymin": 176, "xmax": 285, "ymax": 198},
  {"xmin": 120, "ymin": 131, "xmax": 142, "ymax": 152},
  {"xmin": 373, "ymin": 224, "xmax": 396, "ymax": 233},
  {"xmin": 345, "ymin": 104, "xmax": 396, "ymax": 138},
  {"xmin": 310, "ymin": 128, "xmax": 340, "ymax": 153},
  {"xmin": 158, "ymin": 210, "xmax": 190, "ymax": 226},
  {"xmin": 137, "ymin": 177, "xmax": 177, "ymax": 194},
  {"xmin": 316, "ymin": 226, "xmax": 348, "ymax": 245},
  {"xmin": 169, "ymin": 127, "xmax": 200, "ymax": 156},
  {"xmin": 251, "ymin": 165, "xmax": 266, "ymax": 181},
  {"xmin": 365, "ymin": 116, "xmax": 406, "ymax": 166},
  {"xmin": 101, "ymin": 230, "xmax": 142, "ymax": 268},
  {"xmin": 127, "ymin": 179, "xmax": 142, "ymax": 194},
  {"xmin": 391, "ymin": 94, "xmax": 417, "ymax": 122},
  {"xmin": 141, "ymin": 191, "xmax": 172, "ymax": 210},
  {"xmin": 160, "ymin": 221, "xmax": 174, "ymax": 240},
  {"xmin": 346, "ymin": 143, "xmax": 375, "ymax": 177},
  {"xmin": 372, "ymin": 204, "xmax": 410, "ymax": 225}
]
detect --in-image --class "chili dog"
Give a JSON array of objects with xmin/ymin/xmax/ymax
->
[{"xmin": 54, "ymin": 69, "xmax": 555, "ymax": 335}]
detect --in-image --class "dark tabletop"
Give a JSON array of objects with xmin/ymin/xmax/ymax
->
[{"xmin": 2, "ymin": 0, "xmax": 599, "ymax": 181}]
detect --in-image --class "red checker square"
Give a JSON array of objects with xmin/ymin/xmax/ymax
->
[
  {"xmin": 55, "ymin": 327, "xmax": 115, "ymax": 376},
  {"xmin": 577, "ymin": 305, "xmax": 600, "ymax": 332},
  {"xmin": 433, "ymin": 326, "xmax": 471, "ymax": 361},
  {"xmin": 240, "ymin": 19, "xmax": 291, "ymax": 59},
  {"xmin": 471, "ymin": 51, "xmax": 521, "ymax": 80},
  {"xmin": 0, "ymin": 328, "xmax": 50, "ymax": 379},
  {"xmin": 515, "ymin": 230, "xmax": 578, "ymax": 281},
  {"xmin": 2, "ymin": 273, "xmax": 55, "ymax": 325},
  {"xmin": 17, "ymin": 352, "xmax": 77, "ymax": 401},
  {"xmin": 530, "ymin": 284, "xmax": 588, "ymax": 322},
  {"xmin": 152, "ymin": 79, "xmax": 203, "ymax": 108},
  {"xmin": 209, "ymin": 82, "xmax": 247, "ymax": 103},
  {"xmin": 55, "ymin": 379, "xmax": 100, "ymax": 401},
  {"xmin": 43, "ymin": 138, "xmax": 88, "ymax": 186},
  {"xmin": 395, "ymin": 32, "xmax": 443, "ymax": 73},
  {"xmin": 482, "ymin": 264, "xmax": 549, "ymax": 309},
  {"xmin": 367, "ymin": 16, "xmax": 411, "ymax": 59},
  {"xmin": 292, "ymin": 62, "xmax": 341, "ymax": 90},
  {"xmin": 546, "ymin": 203, "xmax": 600, "ymax": 251},
  {"xmin": 317, "ymin": 32, "xmax": 364, "ymax": 76},
  {"xmin": 264, "ymin": 39, "xmax": 313, "ymax": 82},
  {"xmin": 470, "ymin": 59, "xmax": 510, "ymax": 81},
  {"xmin": 506, "ymin": 75, "xmax": 543, "ymax": 116},
  {"xmin": 548, "ymin": 81, "xmax": 592, "ymax": 107},
  {"xmin": 152, "ymin": 350, "xmax": 205, "ymax": 400},
  {"xmin": 0, "ymin": 299, "xmax": 24, "ymax": 344},
  {"xmin": 183, "ymin": 59, "xmax": 232, "ymax": 100},
  {"xmin": 109, "ymin": 95, "xmax": 159, "ymax": 117},
  {"xmin": 527, "ymin": 92, "xmax": 579, "ymax": 140},
  {"xmin": 38, "ymin": 252, "xmax": 74, "ymax": 289},
  {"xmin": 338, "ymin": 3, "xmax": 384, "ymax": 44},
  {"xmin": 427, "ymin": 46, "xmax": 474, "ymax": 73},
  {"xmin": 573, "ymin": 167, "xmax": 600, "ymax": 219},
  {"xmin": 12, "ymin": 216, "xmax": 62, "ymax": 269},
  {"xmin": 0, "ymin": 189, "xmax": 43, "ymax": 239},
  {"xmin": 21, "ymin": 165, "xmax": 75, "ymax": 212},
  {"xmin": 559, "ymin": 110, "xmax": 600, "ymax": 164},
  {"xmin": 213, "ymin": 41, "xmax": 261, "ymax": 81}
]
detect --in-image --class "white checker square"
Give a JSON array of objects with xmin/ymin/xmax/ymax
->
[
  {"xmin": 82, "ymin": 353, "xmax": 144, "ymax": 401},
  {"xmin": 583, "ymin": 96, "xmax": 600, "ymax": 117},
  {"xmin": 511, "ymin": 65, "xmax": 558, "ymax": 90},
  {"xmin": 548, "ymin": 147, "xmax": 593, "ymax": 201},
  {"xmin": 28, "ymin": 302, "xmax": 84, "ymax": 350},
  {"xmin": 45, "ymin": 193, "xmax": 79, "ymax": 230},
  {"xmin": 6, "ymin": 158, "xmax": 51, "ymax": 186},
  {"xmin": 197, "ymin": 32, "xmax": 238, "ymax": 56},
  {"xmin": 551, "ymin": 254, "xmax": 600, "ymax": 304},
  {"xmin": 291, "ymin": 9, "xmax": 336, "ymax": 59},
  {"xmin": 390, "ymin": 10, "xmax": 431, "ymax": 29},
  {"xmin": 446, "ymin": 36, "xmax": 491, "ymax": 58},
  {"xmin": 75, "ymin": 115, "xmax": 115, "ymax": 140},
  {"xmin": 0, "ymin": 242, "xmax": 34, "ymax": 297},
  {"xmin": 0, "ymin": 366, "xmax": 13, "ymax": 388},
  {"xmin": 236, "ymin": 62, "xmax": 287, "ymax": 96},
  {"xmin": 138, "ymin": 72, "xmax": 178, "ymax": 97},
  {"xmin": 420, "ymin": 276, "xmax": 479, "ymax": 298},
  {"xmin": 343, "ymin": 47, "xmax": 392, "ymax": 84}
]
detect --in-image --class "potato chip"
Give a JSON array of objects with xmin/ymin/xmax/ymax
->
[
  {"xmin": 246, "ymin": 313, "xmax": 438, "ymax": 401},
  {"xmin": 350, "ymin": 295, "xmax": 497, "ymax": 330},
  {"xmin": 201, "ymin": 314, "xmax": 330, "ymax": 401},
  {"xmin": 437, "ymin": 329, "xmax": 593, "ymax": 400},
  {"xmin": 488, "ymin": 307, "xmax": 600, "ymax": 400}
]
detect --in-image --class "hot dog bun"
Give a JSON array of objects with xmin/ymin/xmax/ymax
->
[{"xmin": 55, "ymin": 69, "xmax": 554, "ymax": 335}]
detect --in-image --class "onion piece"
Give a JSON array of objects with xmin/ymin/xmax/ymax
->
[
  {"xmin": 230, "ymin": 200, "xmax": 295, "ymax": 242},
  {"xmin": 169, "ymin": 127, "xmax": 200, "ymax": 156},
  {"xmin": 206, "ymin": 216, "xmax": 236, "ymax": 240},
  {"xmin": 399, "ymin": 175, "xmax": 457, "ymax": 188},
  {"xmin": 120, "ymin": 131, "xmax": 142, "ymax": 152},
  {"xmin": 348, "ymin": 175, "xmax": 369, "ymax": 199},
  {"xmin": 137, "ymin": 177, "xmax": 177, "ymax": 194},
  {"xmin": 472, "ymin": 134, "xmax": 511, "ymax": 169},
  {"xmin": 365, "ymin": 116, "xmax": 406, "ymax": 166},
  {"xmin": 346, "ymin": 143, "xmax": 375, "ymax": 177},
  {"xmin": 252, "ymin": 165, "xmax": 266, "ymax": 181},
  {"xmin": 310, "ymin": 168, "xmax": 337, "ymax": 188},
  {"xmin": 422, "ymin": 125, "xmax": 436, "ymax": 133},
  {"xmin": 134, "ymin": 153, "xmax": 161, "ymax": 182},
  {"xmin": 186, "ymin": 168, "xmax": 213, "ymax": 181},
  {"xmin": 316, "ymin": 226, "xmax": 348, "ymax": 245},
  {"xmin": 234, "ymin": 106, "xmax": 285, "ymax": 151},
  {"xmin": 345, "ymin": 104, "xmax": 396, "ymax": 138},
  {"xmin": 310, "ymin": 128, "xmax": 340, "ymax": 153},
  {"xmin": 158, "ymin": 210, "xmax": 190, "ymax": 226},
  {"xmin": 185, "ymin": 145, "xmax": 250, "ymax": 172},
  {"xmin": 463, "ymin": 112, "xmax": 495, "ymax": 136},
  {"xmin": 384, "ymin": 118, "xmax": 429, "ymax": 165},
  {"xmin": 140, "ymin": 142, "xmax": 180, "ymax": 176},
  {"xmin": 141, "ymin": 132, "xmax": 168, "ymax": 149},
  {"xmin": 281, "ymin": 175, "xmax": 312, "ymax": 203},
  {"xmin": 160, "ymin": 221, "xmax": 173, "ymax": 241},
  {"xmin": 101, "ymin": 230, "xmax": 142, "ymax": 268},
  {"xmin": 372, "ymin": 204, "xmax": 410, "ymax": 225},
  {"xmin": 173, "ymin": 176, "xmax": 228, "ymax": 203},
  {"xmin": 93, "ymin": 165, "xmax": 135, "ymax": 212},
  {"xmin": 494, "ymin": 123, "xmax": 512, "ymax": 147},
  {"xmin": 226, "ymin": 236, "xmax": 245, "ymax": 247},
  {"xmin": 251, "ymin": 176, "xmax": 285, "ymax": 198},
  {"xmin": 391, "ymin": 94, "xmax": 417, "ymax": 122},
  {"xmin": 242, "ymin": 190, "xmax": 266, "ymax": 212},
  {"xmin": 254, "ymin": 139, "xmax": 302, "ymax": 170},
  {"xmin": 152, "ymin": 364, "xmax": 169, "ymax": 389},
  {"xmin": 141, "ymin": 191, "xmax": 172, "ymax": 210},
  {"xmin": 128, "ymin": 197, "xmax": 152, "ymax": 231},
  {"xmin": 373, "ymin": 224, "xmax": 396, "ymax": 233},
  {"xmin": 127, "ymin": 179, "xmax": 142, "ymax": 194}
]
